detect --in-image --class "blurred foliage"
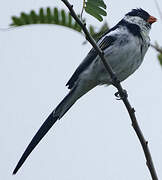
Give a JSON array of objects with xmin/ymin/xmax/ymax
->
[
  {"xmin": 152, "ymin": 43, "xmax": 162, "ymax": 67},
  {"xmin": 11, "ymin": 7, "xmax": 82, "ymax": 32},
  {"xmin": 158, "ymin": 53, "xmax": 162, "ymax": 66},
  {"xmin": 89, "ymin": 21, "xmax": 108, "ymax": 41},
  {"xmin": 85, "ymin": 0, "xmax": 107, "ymax": 21},
  {"xmin": 10, "ymin": 7, "xmax": 109, "ymax": 42}
]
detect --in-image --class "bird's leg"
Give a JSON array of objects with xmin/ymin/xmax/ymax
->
[
  {"xmin": 110, "ymin": 74, "xmax": 128, "ymax": 100},
  {"xmin": 114, "ymin": 89, "xmax": 128, "ymax": 100}
]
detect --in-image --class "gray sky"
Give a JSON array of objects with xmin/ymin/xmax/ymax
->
[{"xmin": 0, "ymin": 0, "xmax": 162, "ymax": 180}]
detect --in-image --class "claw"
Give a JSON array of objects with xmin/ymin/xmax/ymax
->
[
  {"xmin": 114, "ymin": 89, "xmax": 128, "ymax": 100},
  {"xmin": 114, "ymin": 91, "xmax": 120, "ymax": 100}
]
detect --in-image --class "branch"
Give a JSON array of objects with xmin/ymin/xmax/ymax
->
[
  {"xmin": 61, "ymin": 0, "xmax": 158, "ymax": 180},
  {"xmin": 151, "ymin": 43, "xmax": 162, "ymax": 54}
]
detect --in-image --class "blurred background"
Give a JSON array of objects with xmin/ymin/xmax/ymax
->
[{"xmin": 0, "ymin": 0, "xmax": 162, "ymax": 180}]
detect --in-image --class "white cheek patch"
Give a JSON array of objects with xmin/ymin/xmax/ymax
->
[
  {"xmin": 124, "ymin": 15, "xmax": 151, "ymax": 35},
  {"xmin": 124, "ymin": 16, "xmax": 145, "ymax": 26}
]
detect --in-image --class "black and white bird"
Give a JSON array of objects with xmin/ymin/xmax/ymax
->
[{"xmin": 13, "ymin": 8, "xmax": 156, "ymax": 174}]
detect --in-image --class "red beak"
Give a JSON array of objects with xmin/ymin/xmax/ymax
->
[{"xmin": 147, "ymin": 15, "xmax": 157, "ymax": 24}]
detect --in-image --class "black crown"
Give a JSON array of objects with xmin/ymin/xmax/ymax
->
[{"xmin": 126, "ymin": 8, "xmax": 150, "ymax": 21}]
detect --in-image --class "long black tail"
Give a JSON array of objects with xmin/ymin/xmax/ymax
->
[
  {"xmin": 13, "ymin": 87, "xmax": 78, "ymax": 175},
  {"xmin": 13, "ymin": 112, "xmax": 58, "ymax": 174}
]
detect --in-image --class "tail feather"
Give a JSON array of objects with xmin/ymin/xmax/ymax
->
[
  {"xmin": 13, "ymin": 87, "xmax": 78, "ymax": 175},
  {"xmin": 13, "ymin": 82, "xmax": 96, "ymax": 174},
  {"xmin": 13, "ymin": 112, "xmax": 58, "ymax": 174},
  {"xmin": 54, "ymin": 86, "xmax": 77, "ymax": 119}
]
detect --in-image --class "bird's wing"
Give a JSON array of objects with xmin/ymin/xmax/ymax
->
[
  {"xmin": 66, "ymin": 35, "xmax": 117, "ymax": 89},
  {"xmin": 66, "ymin": 48, "xmax": 97, "ymax": 89},
  {"xmin": 98, "ymin": 35, "xmax": 117, "ymax": 50}
]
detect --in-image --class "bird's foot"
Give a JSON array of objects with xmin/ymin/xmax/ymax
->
[{"xmin": 114, "ymin": 89, "xmax": 128, "ymax": 100}]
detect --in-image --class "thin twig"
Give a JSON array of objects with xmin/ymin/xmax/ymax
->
[
  {"xmin": 151, "ymin": 43, "xmax": 162, "ymax": 54},
  {"xmin": 80, "ymin": 0, "xmax": 86, "ymax": 21},
  {"xmin": 61, "ymin": 0, "xmax": 158, "ymax": 180}
]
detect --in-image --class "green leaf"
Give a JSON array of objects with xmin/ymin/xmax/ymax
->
[
  {"xmin": 61, "ymin": 9, "xmax": 66, "ymax": 25},
  {"xmin": 53, "ymin": 7, "xmax": 59, "ymax": 23},
  {"xmin": 85, "ymin": 0, "xmax": 107, "ymax": 21},
  {"xmin": 158, "ymin": 53, "xmax": 162, "ymax": 66},
  {"xmin": 88, "ymin": 0, "xmax": 107, "ymax": 9},
  {"xmin": 30, "ymin": 10, "xmax": 39, "ymax": 23},
  {"xmin": 39, "ymin": 8, "xmax": 45, "ymax": 23},
  {"xmin": 68, "ymin": 12, "xmax": 72, "ymax": 27},
  {"xmin": 20, "ymin": 12, "xmax": 30, "ymax": 24},
  {"xmin": 11, "ymin": 16, "xmax": 24, "ymax": 26},
  {"xmin": 10, "ymin": 7, "xmax": 82, "ymax": 33},
  {"xmin": 85, "ymin": 6, "xmax": 103, "ymax": 21},
  {"xmin": 10, "ymin": 7, "xmax": 109, "ymax": 43},
  {"xmin": 86, "ymin": 2, "xmax": 107, "ymax": 16},
  {"xmin": 47, "ymin": 7, "xmax": 52, "ymax": 23}
]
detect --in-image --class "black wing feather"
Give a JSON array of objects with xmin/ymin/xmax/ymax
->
[
  {"xmin": 66, "ymin": 36, "xmax": 116, "ymax": 89},
  {"xmin": 66, "ymin": 48, "xmax": 98, "ymax": 89}
]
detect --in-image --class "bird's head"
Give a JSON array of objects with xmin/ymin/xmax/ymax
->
[{"xmin": 124, "ymin": 8, "xmax": 157, "ymax": 34}]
